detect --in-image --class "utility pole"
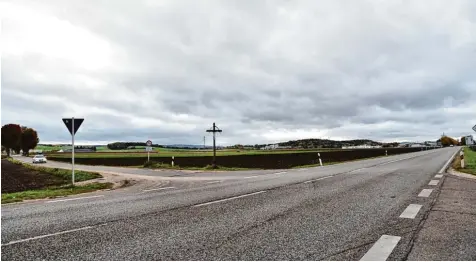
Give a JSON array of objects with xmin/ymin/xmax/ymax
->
[
  {"xmin": 206, "ymin": 122, "xmax": 222, "ymax": 168},
  {"xmin": 203, "ymin": 136, "xmax": 206, "ymax": 150}
]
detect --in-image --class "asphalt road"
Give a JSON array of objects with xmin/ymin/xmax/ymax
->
[{"xmin": 1, "ymin": 147, "xmax": 460, "ymax": 260}]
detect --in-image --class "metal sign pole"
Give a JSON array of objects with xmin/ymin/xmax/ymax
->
[
  {"xmin": 72, "ymin": 117, "xmax": 75, "ymax": 185},
  {"xmin": 148, "ymin": 150, "xmax": 150, "ymax": 162}
]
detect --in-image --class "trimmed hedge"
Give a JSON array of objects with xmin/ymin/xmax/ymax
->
[{"xmin": 46, "ymin": 147, "xmax": 436, "ymax": 169}]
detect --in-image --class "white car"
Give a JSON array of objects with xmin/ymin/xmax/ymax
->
[{"xmin": 32, "ymin": 155, "xmax": 47, "ymax": 164}]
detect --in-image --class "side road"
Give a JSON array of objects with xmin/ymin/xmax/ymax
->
[{"xmin": 408, "ymin": 172, "xmax": 476, "ymax": 260}]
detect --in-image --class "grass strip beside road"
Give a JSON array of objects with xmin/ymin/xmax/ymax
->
[
  {"xmin": 452, "ymin": 147, "xmax": 476, "ymax": 176},
  {"xmin": 7, "ymin": 158, "xmax": 102, "ymax": 182},
  {"xmin": 1, "ymin": 183, "xmax": 113, "ymax": 204}
]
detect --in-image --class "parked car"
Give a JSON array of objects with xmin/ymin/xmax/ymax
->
[{"xmin": 32, "ymin": 155, "xmax": 47, "ymax": 164}]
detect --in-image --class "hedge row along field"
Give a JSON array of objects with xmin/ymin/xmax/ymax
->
[
  {"xmin": 46, "ymin": 147, "xmax": 436, "ymax": 169},
  {"xmin": 44, "ymin": 148, "xmax": 346, "ymax": 158}
]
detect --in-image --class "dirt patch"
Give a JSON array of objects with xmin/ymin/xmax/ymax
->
[{"xmin": 1, "ymin": 159, "xmax": 67, "ymax": 193}]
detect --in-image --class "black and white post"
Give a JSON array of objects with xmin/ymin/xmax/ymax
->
[
  {"xmin": 460, "ymin": 150, "xmax": 465, "ymax": 169},
  {"xmin": 318, "ymin": 153, "xmax": 323, "ymax": 167}
]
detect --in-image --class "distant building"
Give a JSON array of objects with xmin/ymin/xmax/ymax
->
[
  {"xmin": 410, "ymin": 143, "xmax": 425, "ymax": 147},
  {"xmin": 342, "ymin": 145, "xmax": 382, "ymax": 149},
  {"xmin": 260, "ymin": 144, "xmax": 292, "ymax": 150},
  {"xmin": 465, "ymin": 135, "xmax": 474, "ymax": 145},
  {"xmin": 29, "ymin": 149, "xmax": 43, "ymax": 154}
]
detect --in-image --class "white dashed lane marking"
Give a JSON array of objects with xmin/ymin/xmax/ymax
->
[
  {"xmin": 244, "ymin": 175, "xmax": 260, "ymax": 179},
  {"xmin": 360, "ymin": 235, "xmax": 401, "ymax": 261},
  {"xmin": 434, "ymin": 174, "xmax": 443, "ymax": 178},
  {"xmin": 399, "ymin": 204, "xmax": 423, "ymax": 219},
  {"xmin": 142, "ymin": 187, "xmax": 176, "ymax": 192},
  {"xmin": 418, "ymin": 189, "xmax": 433, "ymax": 197},
  {"xmin": 303, "ymin": 175, "xmax": 334, "ymax": 184},
  {"xmin": 1, "ymin": 224, "xmax": 104, "ymax": 246},
  {"xmin": 47, "ymin": 195, "xmax": 104, "ymax": 203},
  {"xmin": 428, "ymin": 180, "xmax": 439, "ymax": 186},
  {"xmin": 193, "ymin": 191, "xmax": 267, "ymax": 207}
]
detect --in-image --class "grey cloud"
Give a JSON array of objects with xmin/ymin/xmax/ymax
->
[{"xmin": 2, "ymin": 0, "xmax": 476, "ymax": 145}]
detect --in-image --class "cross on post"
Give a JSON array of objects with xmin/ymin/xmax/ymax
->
[{"xmin": 206, "ymin": 122, "xmax": 222, "ymax": 168}]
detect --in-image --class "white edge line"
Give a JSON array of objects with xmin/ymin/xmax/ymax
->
[
  {"xmin": 399, "ymin": 204, "xmax": 423, "ymax": 219},
  {"xmin": 360, "ymin": 235, "xmax": 401, "ymax": 261},
  {"xmin": 47, "ymin": 195, "xmax": 104, "ymax": 203},
  {"xmin": 303, "ymin": 175, "xmax": 334, "ymax": 184},
  {"xmin": 193, "ymin": 191, "xmax": 266, "ymax": 207},
  {"xmin": 272, "ymin": 171, "xmax": 287, "ymax": 175},
  {"xmin": 205, "ymin": 181, "xmax": 221, "ymax": 184},
  {"xmin": 2, "ymin": 225, "xmax": 94, "ymax": 246},
  {"xmin": 438, "ymin": 149, "xmax": 459, "ymax": 173},
  {"xmin": 142, "ymin": 187, "xmax": 176, "ymax": 192},
  {"xmin": 244, "ymin": 175, "xmax": 260, "ymax": 179}
]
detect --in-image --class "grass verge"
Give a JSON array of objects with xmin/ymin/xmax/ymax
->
[
  {"xmin": 7, "ymin": 158, "xmax": 102, "ymax": 182},
  {"xmin": 452, "ymin": 147, "xmax": 476, "ymax": 176},
  {"xmin": 1, "ymin": 183, "xmax": 113, "ymax": 204}
]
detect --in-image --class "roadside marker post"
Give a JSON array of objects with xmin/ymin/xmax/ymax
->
[
  {"xmin": 62, "ymin": 117, "xmax": 84, "ymax": 186},
  {"xmin": 460, "ymin": 150, "xmax": 465, "ymax": 169},
  {"xmin": 172, "ymin": 156, "xmax": 175, "ymax": 167},
  {"xmin": 385, "ymin": 150, "xmax": 388, "ymax": 156},
  {"xmin": 318, "ymin": 153, "xmax": 323, "ymax": 166}
]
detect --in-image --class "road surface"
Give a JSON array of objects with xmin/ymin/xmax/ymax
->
[{"xmin": 1, "ymin": 147, "xmax": 461, "ymax": 260}]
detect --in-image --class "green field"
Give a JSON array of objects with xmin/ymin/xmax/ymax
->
[
  {"xmin": 460, "ymin": 147, "xmax": 476, "ymax": 176},
  {"xmin": 45, "ymin": 148, "xmax": 345, "ymax": 158}
]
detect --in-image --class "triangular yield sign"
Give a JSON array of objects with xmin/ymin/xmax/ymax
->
[{"xmin": 62, "ymin": 118, "xmax": 84, "ymax": 135}]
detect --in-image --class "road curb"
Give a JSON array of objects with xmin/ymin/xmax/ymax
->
[{"xmin": 438, "ymin": 149, "xmax": 460, "ymax": 174}]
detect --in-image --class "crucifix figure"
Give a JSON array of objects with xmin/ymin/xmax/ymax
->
[{"xmin": 206, "ymin": 122, "xmax": 222, "ymax": 168}]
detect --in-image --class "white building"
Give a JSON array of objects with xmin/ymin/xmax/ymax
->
[
  {"xmin": 465, "ymin": 135, "xmax": 474, "ymax": 145},
  {"xmin": 342, "ymin": 145, "xmax": 382, "ymax": 149}
]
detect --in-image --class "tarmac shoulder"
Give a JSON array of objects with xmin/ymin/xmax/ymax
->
[{"xmin": 407, "ymin": 175, "xmax": 476, "ymax": 260}]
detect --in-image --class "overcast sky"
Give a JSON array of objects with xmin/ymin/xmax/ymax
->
[{"xmin": 1, "ymin": 0, "xmax": 475, "ymax": 145}]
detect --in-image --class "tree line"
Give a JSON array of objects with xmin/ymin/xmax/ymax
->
[
  {"xmin": 438, "ymin": 136, "xmax": 459, "ymax": 147},
  {"xmin": 1, "ymin": 124, "xmax": 39, "ymax": 156},
  {"xmin": 107, "ymin": 142, "xmax": 164, "ymax": 150}
]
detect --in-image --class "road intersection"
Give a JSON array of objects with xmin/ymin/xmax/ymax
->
[{"xmin": 3, "ymin": 147, "xmax": 473, "ymax": 260}]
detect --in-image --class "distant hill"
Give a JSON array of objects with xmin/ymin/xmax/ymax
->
[
  {"xmin": 232, "ymin": 138, "xmax": 386, "ymax": 149},
  {"xmin": 278, "ymin": 139, "xmax": 381, "ymax": 149}
]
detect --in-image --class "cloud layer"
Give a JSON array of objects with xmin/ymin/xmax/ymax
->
[{"xmin": 2, "ymin": 0, "xmax": 476, "ymax": 145}]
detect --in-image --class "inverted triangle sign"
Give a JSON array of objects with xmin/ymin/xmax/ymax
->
[{"xmin": 62, "ymin": 118, "xmax": 84, "ymax": 135}]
